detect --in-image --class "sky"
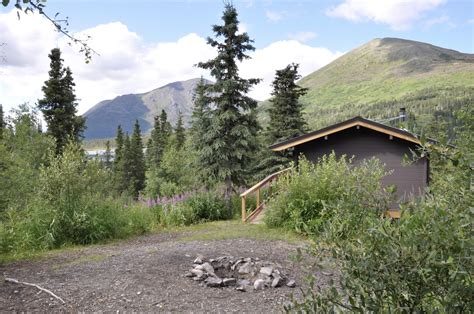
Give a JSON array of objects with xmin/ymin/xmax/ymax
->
[{"xmin": 1, "ymin": 0, "xmax": 473, "ymax": 115}]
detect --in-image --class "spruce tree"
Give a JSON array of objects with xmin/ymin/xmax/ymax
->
[
  {"xmin": 129, "ymin": 120, "xmax": 145, "ymax": 198},
  {"xmin": 38, "ymin": 48, "xmax": 85, "ymax": 154},
  {"xmin": 191, "ymin": 78, "xmax": 211, "ymax": 178},
  {"xmin": 103, "ymin": 140, "xmax": 112, "ymax": 169},
  {"xmin": 267, "ymin": 63, "xmax": 308, "ymax": 144},
  {"xmin": 113, "ymin": 125, "xmax": 127, "ymax": 194},
  {"xmin": 0, "ymin": 104, "xmax": 5, "ymax": 140},
  {"xmin": 175, "ymin": 111, "xmax": 186, "ymax": 148},
  {"xmin": 258, "ymin": 63, "xmax": 308, "ymax": 175},
  {"xmin": 197, "ymin": 3, "xmax": 261, "ymax": 212},
  {"xmin": 159, "ymin": 109, "xmax": 172, "ymax": 140},
  {"xmin": 146, "ymin": 116, "xmax": 161, "ymax": 167}
]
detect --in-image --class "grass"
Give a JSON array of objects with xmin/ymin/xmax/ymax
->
[
  {"xmin": 175, "ymin": 220, "xmax": 308, "ymax": 243},
  {"xmin": 0, "ymin": 220, "xmax": 307, "ymax": 265}
]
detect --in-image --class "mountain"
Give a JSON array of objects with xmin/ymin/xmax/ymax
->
[
  {"xmin": 259, "ymin": 38, "xmax": 474, "ymax": 130},
  {"xmin": 83, "ymin": 78, "xmax": 211, "ymax": 139}
]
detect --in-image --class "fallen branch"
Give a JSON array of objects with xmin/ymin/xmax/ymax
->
[{"xmin": 5, "ymin": 278, "xmax": 65, "ymax": 304}]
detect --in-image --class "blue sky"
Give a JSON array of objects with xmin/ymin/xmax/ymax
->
[
  {"xmin": 40, "ymin": 0, "xmax": 474, "ymax": 52},
  {"xmin": 0, "ymin": 0, "xmax": 473, "ymax": 114}
]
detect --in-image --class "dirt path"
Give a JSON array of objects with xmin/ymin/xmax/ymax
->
[{"xmin": 0, "ymin": 223, "xmax": 331, "ymax": 312}]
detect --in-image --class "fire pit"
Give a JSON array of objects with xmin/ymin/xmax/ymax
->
[{"xmin": 185, "ymin": 256, "xmax": 296, "ymax": 292}]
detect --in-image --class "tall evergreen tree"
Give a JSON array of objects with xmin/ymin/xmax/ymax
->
[
  {"xmin": 113, "ymin": 125, "xmax": 127, "ymax": 193},
  {"xmin": 197, "ymin": 3, "xmax": 261, "ymax": 212},
  {"xmin": 175, "ymin": 111, "xmax": 186, "ymax": 148},
  {"xmin": 267, "ymin": 63, "xmax": 308, "ymax": 144},
  {"xmin": 114, "ymin": 125, "xmax": 124, "ymax": 166},
  {"xmin": 146, "ymin": 111, "xmax": 172, "ymax": 169},
  {"xmin": 103, "ymin": 140, "xmax": 112, "ymax": 169},
  {"xmin": 0, "ymin": 104, "xmax": 5, "ymax": 140},
  {"xmin": 129, "ymin": 120, "xmax": 145, "ymax": 198},
  {"xmin": 146, "ymin": 116, "xmax": 161, "ymax": 167},
  {"xmin": 159, "ymin": 109, "xmax": 172, "ymax": 140},
  {"xmin": 38, "ymin": 48, "xmax": 85, "ymax": 154},
  {"xmin": 257, "ymin": 63, "xmax": 309, "ymax": 175},
  {"xmin": 191, "ymin": 78, "xmax": 211, "ymax": 179}
]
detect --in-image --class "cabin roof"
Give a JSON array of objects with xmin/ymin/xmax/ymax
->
[{"xmin": 269, "ymin": 116, "xmax": 421, "ymax": 152}]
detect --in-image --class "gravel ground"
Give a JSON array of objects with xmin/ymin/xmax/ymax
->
[{"xmin": 0, "ymin": 228, "xmax": 333, "ymax": 312}]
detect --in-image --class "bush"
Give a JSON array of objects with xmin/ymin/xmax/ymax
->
[
  {"xmin": 0, "ymin": 142, "xmax": 156, "ymax": 254},
  {"xmin": 287, "ymin": 142, "xmax": 473, "ymax": 312},
  {"xmin": 145, "ymin": 189, "xmax": 230, "ymax": 227},
  {"xmin": 265, "ymin": 153, "xmax": 391, "ymax": 237}
]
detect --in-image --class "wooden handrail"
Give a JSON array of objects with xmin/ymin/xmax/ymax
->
[
  {"xmin": 241, "ymin": 167, "xmax": 292, "ymax": 223},
  {"xmin": 240, "ymin": 168, "xmax": 291, "ymax": 197}
]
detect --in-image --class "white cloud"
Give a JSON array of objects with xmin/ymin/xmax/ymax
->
[
  {"xmin": 423, "ymin": 15, "xmax": 455, "ymax": 29},
  {"xmin": 241, "ymin": 41, "xmax": 343, "ymax": 101},
  {"xmin": 467, "ymin": 19, "xmax": 474, "ymax": 24},
  {"xmin": 287, "ymin": 31, "xmax": 318, "ymax": 43},
  {"xmin": 266, "ymin": 10, "xmax": 283, "ymax": 22},
  {"xmin": 326, "ymin": 0, "xmax": 446, "ymax": 30},
  {"xmin": 0, "ymin": 9, "xmax": 341, "ymax": 115}
]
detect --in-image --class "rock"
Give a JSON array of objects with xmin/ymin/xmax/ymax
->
[
  {"xmin": 191, "ymin": 269, "xmax": 205, "ymax": 277},
  {"xmin": 194, "ymin": 265, "xmax": 204, "ymax": 271},
  {"xmin": 205, "ymin": 277, "xmax": 222, "ymax": 287},
  {"xmin": 236, "ymin": 286, "xmax": 246, "ymax": 292},
  {"xmin": 271, "ymin": 276, "xmax": 281, "ymax": 288},
  {"xmin": 322, "ymin": 271, "xmax": 333, "ymax": 276},
  {"xmin": 201, "ymin": 262, "xmax": 215, "ymax": 274},
  {"xmin": 286, "ymin": 280, "xmax": 296, "ymax": 288},
  {"xmin": 222, "ymin": 278, "xmax": 237, "ymax": 286},
  {"xmin": 184, "ymin": 272, "xmax": 194, "ymax": 278},
  {"xmin": 137, "ymin": 291, "xmax": 142, "ymax": 295},
  {"xmin": 193, "ymin": 276, "xmax": 205, "ymax": 281},
  {"xmin": 260, "ymin": 266, "xmax": 273, "ymax": 276},
  {"xmin": 238, "ymin": 263, "xmax": 252, "ymax": 274},
  {"xmin": 194, "ymin": 256, "xmax": 203, "ymax": 264},
  {"xmin": 237, "ymin": 279, "xmax": 251, "ymax": 287},
  {"xmin": 254, "ymin": 279, "xmax": 265, "ymax": 290}
]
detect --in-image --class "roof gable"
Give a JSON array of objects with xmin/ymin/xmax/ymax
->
[{"xmin": 270, "ymin": 116, "xmax": 421, "ymax": 152}]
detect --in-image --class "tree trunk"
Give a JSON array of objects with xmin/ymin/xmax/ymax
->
[{"xmin": 225, "ymin": 176, "xmax": 233, "ymax": 218}]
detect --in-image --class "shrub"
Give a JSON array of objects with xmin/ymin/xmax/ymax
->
[
  {"xmin": 0, "ymin": 142, "xmax": 156, "ymax": 254},
  {"xmin": 265, "ymin": 153, "xmax": 391, "ymax": 237},
  {"xmin": 287, "ymin": 142, "xmax": 473, "ymax": 312}
]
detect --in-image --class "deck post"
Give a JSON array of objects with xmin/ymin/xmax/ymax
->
[
  {"xmin": 256, "ymin": 188, "xmax": 260, "ymax": 209},
  {"xmin": 241, "ymin": 196, "xmax": 246, "ymax": 223}
]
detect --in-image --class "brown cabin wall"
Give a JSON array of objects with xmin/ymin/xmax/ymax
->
[{"xmin": 293, "ymin": 126, "xmax": 428, "ymax": 208}]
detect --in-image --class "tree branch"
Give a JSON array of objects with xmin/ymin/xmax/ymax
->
[{"xmin": 5, "ymin": 277, "xmax": 66, "ymax": 304}]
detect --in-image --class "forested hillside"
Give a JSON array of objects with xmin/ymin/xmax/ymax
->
[{"xmin": 259, "ymin": 38, "xmax": 474, "ymax": 136}]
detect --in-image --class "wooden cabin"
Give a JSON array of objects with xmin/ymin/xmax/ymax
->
[{"xmin": 241, "ymin": 116, "xmax": 428, "ymax": 223}]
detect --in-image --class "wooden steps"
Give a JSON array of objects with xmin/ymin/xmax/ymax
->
[{"xmin": 240, "ymin": 168, "xmax": 291, "ymax": 224}]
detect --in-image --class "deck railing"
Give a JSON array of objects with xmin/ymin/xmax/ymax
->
[{"xmin": 240, "ymin": 168, "xmax": 291, "ymax": 223}]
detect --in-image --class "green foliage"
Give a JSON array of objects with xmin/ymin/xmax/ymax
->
[
  {"xmin": 256, "ymin": 63, "xmax": 308, "ymax": 178},
  {"xmin": 38, "ymin": 48, "xmax": 85, "ymax": 155},
  {"xmin": 128, "ymin": 120, "xmax": 146, "ymax": 198},
  {"xmin": 287, "ymin": 128, "xmax": 473, "ymax": 312},
  {"xmin": 174, "ymin": 111, "xmax": 186, "ymax": 148},
  {"xmin": 0, "ymin": 105, "xmax": 55, "ymax": 211},
  {"xmin": 197, "ymin": 4, "xmax": 261, "ymax": 211},
  {"xmin": 103, "ymin": 140, "xmax": 112, "ymax": 169},
  {"xmin": 145, "ymin": 139, "xmax": 197, "ymax": 197},
  {"xmin": 0, "ymin": 104, "xmax": 4, "ymax": 140},
  {"xmin": 268, "ymin": 63, "xmax": 308, "ymax": 143},
  {"xmin": 265, "ymin": 154, "xmax": 391, "ymax": 236},
  {"xmin": 154, "ymin": 189, "xmax": 229, "ymax": 227},
  {"xmin": 190, "ymin": 77, "xmax": 213, "ymax": 184},
  {"xmin": 0, "ymin": 142, "xmax": 156, "ymax": 254}
]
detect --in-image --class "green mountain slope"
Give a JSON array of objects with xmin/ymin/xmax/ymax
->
[
  {"xmin": 259, "ymin": 38, "xmax": 474, "ymax": 131},
  {"xmin": 83, "ymin": 78, "xmax": 211, "ymax": 139}
]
